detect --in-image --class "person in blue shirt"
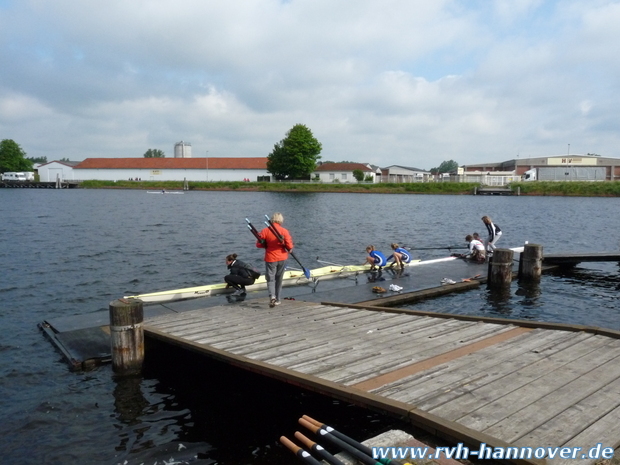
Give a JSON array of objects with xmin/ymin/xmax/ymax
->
[
  {"xmin": 364, "ymin": 245, "xmax": 387, "ymax": 271},
  {"xmin": 387, "ymin": 243, "xmax": 411, "ymax": 269}
]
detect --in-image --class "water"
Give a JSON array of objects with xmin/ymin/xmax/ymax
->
[{"xmin": 1, "ymin": 189, "xmax": 619, "ymax": 464}]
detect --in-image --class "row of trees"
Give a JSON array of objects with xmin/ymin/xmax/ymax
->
[{"xmin": 0, "ymin": 139, "xmax": 32, "ymax": 173}]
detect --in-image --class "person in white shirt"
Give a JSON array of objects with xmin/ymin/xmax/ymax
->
[{"xmin": 465, "ymin": 234, "xmax": 486, "ymax": 263}]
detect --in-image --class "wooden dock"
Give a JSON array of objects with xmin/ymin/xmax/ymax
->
[{"xmin": 144, "ymin": 298, "xmax": 620, "ymax": 465}]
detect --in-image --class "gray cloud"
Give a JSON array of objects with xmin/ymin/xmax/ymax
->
[{"xmin": 1, "ymin": 0, "xmax": 619, "ymax": 167}]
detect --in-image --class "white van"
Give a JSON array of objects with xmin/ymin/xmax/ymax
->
[{"xmin": 1, "ymin": 172, "xmax": 28, "ymax": 181}]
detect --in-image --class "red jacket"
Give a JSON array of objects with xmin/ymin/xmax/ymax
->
[{"xmin": 256, "ymin": 223, "xmax": 293, "ymax": 262}]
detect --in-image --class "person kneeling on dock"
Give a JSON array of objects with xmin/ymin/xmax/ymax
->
[
  {"xmin": 387, "ymin": 243, "xmax": 411, "ymax": 269},
  {"xmin": 463, "ymin": 235, "xmax": 486, "ymax": 263},
  {"xmin": 224, "ymin": 253, "xmax": 257, "ymax": 296},
  {"xmin": 365, "ymin": 245, "xmax": 387, "ymax": 271}
]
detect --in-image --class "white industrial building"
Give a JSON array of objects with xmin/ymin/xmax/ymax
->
[
  {"xmin": 37, "ymin": 160, "xmax": 81, "ymax": 182},
  {"xmin": 313, "ymin": 162, "xmax": 381, "ymax": 183},
  {"xmin": 72, "ymin": 157, "xmax": 270, "ymax": 182}
]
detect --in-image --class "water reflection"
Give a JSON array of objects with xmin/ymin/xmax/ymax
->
[
  {"xmin": 483, "ymin": 286, "xmax": 513, "ymax": 315},
  {"xmin": 515, "ymin": 281, "xmax": 542, "ymax": 304}
]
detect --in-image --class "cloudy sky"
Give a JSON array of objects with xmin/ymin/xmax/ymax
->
[{"xmin": 1, "ymin": 0, "xmax": 619, "ymax": 169}]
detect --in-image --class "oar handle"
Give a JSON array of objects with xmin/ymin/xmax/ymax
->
[
  {"xmin": 295, "ymin": 432, "xmax": 346, "ymax": 465},
  {"xmin": 299, "ymin": 419, "xmax": 379, "ymax": 465},
  {"xmin": 280, "ymin": 436, "xmax": 323, "ymax": 465},
  {"xmin": 300, "ymin": 416, "xmax": 403, "ymax": 465}
]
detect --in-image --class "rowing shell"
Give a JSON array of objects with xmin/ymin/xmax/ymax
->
[
  {"xmin": 147, "ymin": 191, "xmax": 184, "ymax": 194},
  {"xmin": 124, "ymin": 261, "xmax": 420, "ymax": 303},
  {"xmin": 124, "ymin": 245, "xmax": 525, "ymax": 304}
]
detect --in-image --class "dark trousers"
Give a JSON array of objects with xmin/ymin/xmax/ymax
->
[{"xmin": 224, "ymin": 274, "xmax": 254, "ymax": 290}]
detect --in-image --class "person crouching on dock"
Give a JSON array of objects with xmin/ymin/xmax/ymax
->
[
  {"xmin": 388, "ymin": 243, "xmax": 411, "ymax": 269},
  {"xmin": 465, "ymin": 235, "xmax": 486, "ymax": 263},
  {"xmin": 224, "ymin": 253, "xmax": 255, "ymax": 296},
  {"xmin": 365, "ymin": 245, "xmax": 387, "ymax": 271}
]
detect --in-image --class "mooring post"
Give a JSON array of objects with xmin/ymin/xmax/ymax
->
[
  {"xmin": 109, "ymin": 298, "xmax": 144, "ymax": 375},
  {"xmin": 519, "ymin": 243, "xmax": 543, "ymax": 282},
  {"xmin": 488, "ymin": 248, "xmax": 514, "ymax": 288}
]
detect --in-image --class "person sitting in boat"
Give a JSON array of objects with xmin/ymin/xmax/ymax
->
[
  {"xmin": 473, "ymin": 232, "xmax": 481, "ymax": 242},
  {"xmin": 464, "ymin": 235, "xmax": 486, "ymax": 263},
  {"xmin": 482, "ymin": 215, "xmax": 502, "ymax": 255},
  {"xmin": 162, "ymin": 188, "xmax": 166, "ymax": 193},
  {"xmin": 387, "ymin": 243, "xmax": 411, "ymax": 269},
  {"xmin": 364, "ymin": 245, "xmax": 387, "ymax": 271},
  {"xmin": 224, "ymin": 253, "xmax": 256, "ymax": 296}
]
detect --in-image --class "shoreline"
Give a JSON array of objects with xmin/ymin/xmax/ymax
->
[{"xmin": 79, "ymin": 180, "xmax": 620, "ymax": 197}]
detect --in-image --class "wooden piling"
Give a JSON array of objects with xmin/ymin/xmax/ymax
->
[
  {"xmin": 109, "ymin": 298, "xmax": 144, "ymax": 375},
  {"xmin": 519, "ymin": 243, "xmax": 543, "ymax": 282},
  {"xmin": 487, "ymin": 248, "xmax": 514, "ymax": 288}
]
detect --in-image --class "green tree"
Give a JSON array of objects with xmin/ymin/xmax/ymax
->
[
  {"xmin": 267, "ymin": 124, "xmax": 322, "ymax": 179},
  {"xmin": 352, "ymin": 169, "xmax": 364, "ymax": 182},
  {"xmin": 144, "ymin": 149, "xmax": 165, "ymax": 158},
  {"xmin": 0, "ymin": 139, "xmax": 32, "ymax": 172},
  {"xmin": 430, "ymin": 159, "xmax": 459, "ymax": 174},
  {"xmin": 27, "ymin": 156, "xmax": 47, "ymax": 164}
]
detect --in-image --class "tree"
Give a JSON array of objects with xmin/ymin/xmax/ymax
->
[
  {"xmin": 27, "ymin": 156, "xmax": 47, "ymax": 164},
  {"xmin": 352, "ymin": 169, "xmax": 365, "ymax": 182},
  {"xmin": 430, "ymin": 159, "xmax": 459, "ymax": 174},
  {"xmin": 144, "ymin": 149, "xmax": 165, "ymax": 158},
  {"xmin": 266, "ymin": 124, "xmax": 322, "ymax": 179},
  {"xmin": 0, "ymin": 139, "xmax": 32, "ymax": 172}
]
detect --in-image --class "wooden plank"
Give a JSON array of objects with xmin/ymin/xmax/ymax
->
[
  {"xmin": 513, "ymin": 375, "xmax": 620, "ymax": 448},
  {"xmin": 352, "ymin": 327, "xmax": 532, "ymax": 391},
  {"xmin": 287, "ymin": 319, "xmax": 476, "ymax": 375},
  {"xmin": 377, "ymin": 330, "xmax": 589, "ymax": 405},
  {"xmin": 424, "ymin": 334, "xmax": 615, "ymax": 418},
  {"xmin": 457, "ymin": 339, "xmax": 620, "ymax": 434},
  {"xmin": 482, "ymin": 347, "xmax": 620, "ymax": 442},
  {"xmin": 316, "ymin": 323, "xmax": 513, "ymax": 384},
  {"xmin": 552, "ymin": 404, "xmax": 620, "ymax": 465}
]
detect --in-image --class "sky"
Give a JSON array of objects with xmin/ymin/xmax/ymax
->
[{"xmin": 1, "ymin": 0, "xmax": 620, "ymax": 170}]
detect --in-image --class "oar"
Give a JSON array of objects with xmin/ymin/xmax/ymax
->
[
  {"xmin": 408, "ymin": 245, "xmax": 465, "ymax": 250},
  {"xmin": 316, "ymin": 256, "xmax": 345, "ymax": 267},
  {"xmin": 299, "ymin": 418, "xmax": 383, "ymax": 465},
  {"xmin": 280, "ymin": 436, "xmax": 324, "ymax": 465},
  {"xmin": 263, "ymin": 215, "xmax": 311, "ymax": 279},
  {"xmin": 301, "ymin": 415, "xmax": 404, "ymax": 465},
  {"xmin": 294, "ymin": 431, "xmax": 346, "ymax": 465}
]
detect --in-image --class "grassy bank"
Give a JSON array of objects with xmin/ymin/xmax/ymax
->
[{"xmin": 80, "ymin": 180, "xmax": 620, "ymax": 196}]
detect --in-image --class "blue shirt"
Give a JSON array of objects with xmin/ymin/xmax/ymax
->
[{"xmin": 369, "ymin": 250, "xmax": 387, "ymax": 266}]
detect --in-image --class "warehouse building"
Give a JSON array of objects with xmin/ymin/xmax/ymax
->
[
  {"xmin": 73, "ymin": 157, "xmax": 270, "ymax": 182},
  {"xmin": 462, "ymin": 155, "xmax": 620, "ymax": 181}
]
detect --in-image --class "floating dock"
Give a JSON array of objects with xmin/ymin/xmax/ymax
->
[
  {"xmin": 145, "ymin": 298, "xmax": 620, "ymax": 465},
  {"xmin": 39, "ymin": 250, "xmax": 620, "ymax": 464}
]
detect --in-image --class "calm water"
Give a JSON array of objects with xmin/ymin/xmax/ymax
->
[{"xmin": 1, "ymin": 189, "xmax": 619, "ymax": 464}]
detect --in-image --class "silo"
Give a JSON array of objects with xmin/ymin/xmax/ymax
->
[{"xmin": 174, "ymin": 141, "xmax": 192, "ymax": 158}]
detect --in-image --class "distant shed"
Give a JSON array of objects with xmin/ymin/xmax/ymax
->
[{"xmin": 37, "ymin": 160, "xmax": 81, "ymax": 182}]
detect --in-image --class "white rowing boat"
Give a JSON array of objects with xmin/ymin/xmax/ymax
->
[
  {"xmin": 125, "ymin": 245, "xmax": 525, "ymax": 304},
  {"xmin": 147, "ymin": 191, "xmax": 184, "ymax": 194},
  {"xmin": 124, "ymin": 261, "xmax": 420, "ymax": 303}
]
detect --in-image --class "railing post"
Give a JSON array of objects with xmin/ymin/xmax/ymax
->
[
  {"xmin": 519, "ymin": 243, "xmax": 543, "ymax": 282},
  {"xmin": 109, "ymin": 298, "xmax": 144, "ymax": 375},
  {"xmin": 488, "ymin": 248, "xmax": 514, "ymax": 288}
]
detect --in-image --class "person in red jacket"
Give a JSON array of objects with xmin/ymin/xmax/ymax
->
[{"xmin": 256, "ymin": 212, "xmax": 294, "ymax": 307}]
